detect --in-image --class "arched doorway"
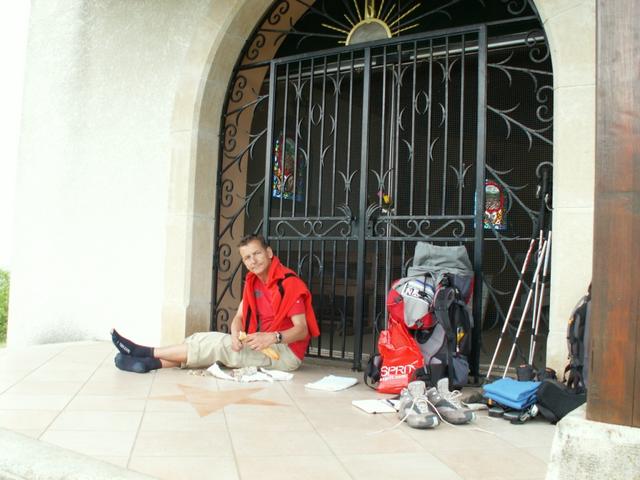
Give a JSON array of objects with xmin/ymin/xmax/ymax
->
[{"xmin": 212, "ymin": 0, "xmax": 553, "ymax": 375}]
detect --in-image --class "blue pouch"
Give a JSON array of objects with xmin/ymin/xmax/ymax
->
[{"xmin": 483, "ymin": 378, "xmax": 540, "ymax": 410}]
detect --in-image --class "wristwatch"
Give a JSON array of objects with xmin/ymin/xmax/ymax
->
[{"xmin": 275, "ymin": 331, "xmax": 283, "ymax": 344}]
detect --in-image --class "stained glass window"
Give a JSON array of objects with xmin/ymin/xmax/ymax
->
[
  {"xmin": 272, "ymin": 136, "xmax": 305, "ymax": 201},
  {"xmin": 483, "ymin": 180, "xmax": 507, "ymax": 230}
]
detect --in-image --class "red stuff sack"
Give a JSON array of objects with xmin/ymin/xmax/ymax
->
[
  {"xmin": 386, "ymin": 275, "xmax": 437, "ymax": 330},
  {"xmin": 376, "ymin": 317, "xmax": 423, "ymax": 394}
]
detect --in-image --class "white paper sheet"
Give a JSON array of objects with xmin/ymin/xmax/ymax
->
[
  {"xmin": 304, "ymin": 375, "xmax": 358, "ymax": 391},
  {"xmin": 351, "ymin": 399, "xmax": 398, "ymax": 414}
]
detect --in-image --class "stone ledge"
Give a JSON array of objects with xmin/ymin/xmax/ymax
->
[
  {"xmin": 546, "ymin": 404, "xmax": 640, "ymax": 480},
  {"xmin": 0, "ymin": 429, "xmax": 156, "ymax": 480}
]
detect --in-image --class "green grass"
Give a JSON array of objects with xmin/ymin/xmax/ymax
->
[{"xmin": 0, "ymin": 269, "xmax": 8, "ymax": 344}]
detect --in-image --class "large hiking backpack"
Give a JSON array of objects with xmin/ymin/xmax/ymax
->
[
  {"xmin": 386, "ymin": 243, "xmax": 475, "ymax": 390},
  {"xmin": 564, "ymin": 284, "xmax": 591, "ymax": 391},
  {"xmin": 536, "ymin": 284, "xmax": 591, "ymax": 423}
]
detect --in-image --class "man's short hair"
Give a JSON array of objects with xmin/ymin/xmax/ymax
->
[{"xmin": 238, "ymin": 234, "xmax": 269, "ymax": 249}]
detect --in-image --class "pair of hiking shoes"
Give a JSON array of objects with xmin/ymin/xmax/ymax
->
[{"xmin": 397, "ymin": 378, "xmax": 476, "ymax": 429}]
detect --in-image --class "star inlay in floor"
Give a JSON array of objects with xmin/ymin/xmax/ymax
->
[{"xmin": 151, "ymin": 384, "xmax": 287, "ymax": 417}]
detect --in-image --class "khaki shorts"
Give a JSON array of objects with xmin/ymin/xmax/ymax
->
[{"xmin": 182, "ymin": 332, "xmax": 302, "ymax": 371}]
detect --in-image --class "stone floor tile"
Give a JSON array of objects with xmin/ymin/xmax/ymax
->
[
  {"xmin": 0, "ymin": 409, "xmax": 59, "ymax": 430},
  {"xmin": 318, "ymin": 427, "xmax": 424, "ymax": 455},
  {"xmin": 339, "ymin": 452, "xmax": 464, "ymax": 480},
  {"xmin": 238, "ymin": 455, "xmax": 352, "ymax": 480},
  {"xmin": 48, "ymin": 410, "xmax": 143, "ymax": 431},
  {"xmin": 139, "ymin": 410, "xmax": 227, "ymax": 432},
  {"xmin": 41, "ymin": 430, "xmax": 138, "ymax": 457},
  {"xmin": 65, "ymin": 394, "xmax": 146, "ymax": 412},
  {"xmin": 132, "ymin": 430, "xmax": 234, "ymax": 457},
  {"xmin": 129, "ymin": 456, "xmax": 239, "ymax": 480},
  {"xmin": 232, "ymin": 429, "xmax": 332, "ymax": 457},
  {"xmin": 432, "ymin": 446, "xmax": 548, "ymax": 480},
  {"xmin": 0, "ymin": 393, "xmax": 73, "ymax": 410}
]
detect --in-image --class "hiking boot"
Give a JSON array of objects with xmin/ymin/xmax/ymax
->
[
  {"xmin": 397, "ymin": 381, "xmax": 439, "ymax": 429},
  {"xmin": 426, "ymin": 378, "xmax": 476, "ymax": 425}
]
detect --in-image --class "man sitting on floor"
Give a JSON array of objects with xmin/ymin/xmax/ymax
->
[{"xmin": 112, "ymin": 234, "xmax": 319, "ymax": 373}]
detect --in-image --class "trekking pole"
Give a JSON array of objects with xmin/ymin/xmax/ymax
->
[
  {"xmin": 528, "ymin": 231, "xmax": 552, "ymax": 365},
  {"xmin": 485, "ymin": 237, "xmax": 537, "ymax": 379},
  {"xmin": 529, "ymin": 230, "xmax": 544, "ymax": 358},
  {"xmin": 502, "ymin": 239, "xmax": 549, "ymax": 378}
]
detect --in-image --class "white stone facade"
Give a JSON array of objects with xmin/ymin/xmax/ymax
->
[{"xmin": 9, "ymin": 0, "xmax": 596, "ymax": 374}]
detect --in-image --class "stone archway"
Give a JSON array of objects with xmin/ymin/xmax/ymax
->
[
  {"xmin": 160, "ymin": 0, "xmax": 275, "ymax": 344},
  {"xmin": 162, "ymin": 0, "xmax": 596, "ymax": 373}
]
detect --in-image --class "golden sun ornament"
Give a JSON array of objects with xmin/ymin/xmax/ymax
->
[{"xmin": 322, "ymin": 0, "xmax": 422, "ymax": 45}]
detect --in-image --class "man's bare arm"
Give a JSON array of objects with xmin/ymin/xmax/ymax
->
[
  {"xmin": 229, "ymin": 301, "xmax": 243, "ymax": 351},
  {"xmin": 281, "ymin": 313, "xmax": 309, "ymax": 344},
  {"xmin": 245, "ymin": 313, "xmax": 309, "ymax": 350}
]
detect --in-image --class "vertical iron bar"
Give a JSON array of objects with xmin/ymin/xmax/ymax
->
[
  {"xmin": 473, "ymin": 27, "xmax": 488, "ymax": 381},
  {"xmin": 304, "ymin": 57, "xmax": 314, "ymax": 219},
  {"xmin": 380, "ymin": 47, "xmax": 387, "ymax": 198},
  {"xmin": 329, "ymin": 53, "xmax": 341, "ymax": 356},
  {"xmin": 410, "ymin": 41, "xmax": 417, "ymax": 216},
  {"xmin": 458, "ymin": 35, "xmax": 466, "ymax": 216},
  {"xmin": 442, "ymin": 37, "xmax": 450, "ymax": 216},
  {"xmin": 279, "ymin": 63, "xmax": 290, "ymax": 255},
  {"xmin": 393, "ymin": 44, "xmax": 400, "ymax": 217},
  {"xmin": 385, "ymin": 44, "xmax": 402, "ymax": 300},
  {"xmin": 301, "ymin": 58, "xmax": 314, "ymax": 283},
  {"xmin": 354, "ymin": 48, "xmax": 371, "ymax": 369},
  {"xmin": 341, "ymin": 51, "xmax": 356, "ymax": 357},
  {"xmin": 263, "ymin": 63, "xmax": 277, "ymax": 240},
  {"xmin": 379, "ymin": 47, "xmax": 389, "ymax": 330},
  {"xmin": 331, "ymin": 53, "xmax": 341, "ymax": 217},
  {"xmin": 317, "ymin": 56, "xmax": 328, "ymax": 215},
  {"xmin": 397, "ymin": 44, "xmax": 406, "ymax": 272},
  {"xmin": 426, "ymin": 39, "xmax": 433, "ymax": 216},
  {"xmin": 316, "ymin": 56, "xmax": 329, "ymax": 356}
]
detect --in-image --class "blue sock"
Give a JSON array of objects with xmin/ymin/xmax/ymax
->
[
  {"xmin": 111, "ymin": 329, "xmax": 154, "ymax": 358},
  {"xmin": 114, "ymin": 353, "xmax": 161, "ymax": 373}
]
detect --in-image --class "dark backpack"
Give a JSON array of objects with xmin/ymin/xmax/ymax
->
[
  {"xmin": 536, "ymin": 285, "xmax": 591, "ymax": 423},
  {"xmin": 414, "ymin": 280, "xmax": 474, "ymax": 390},
  {"xmin": 564, "ymin": 284, "xmax": 591, "ymax": 392},
  {"xmin": 536, "ymin": 379, "xmax": 586, "ymax": 423}
]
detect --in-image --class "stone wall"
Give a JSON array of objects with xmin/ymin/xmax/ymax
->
[{"xmin": 9, "ymin": 0, "xmax": 214, "ymax": 346}]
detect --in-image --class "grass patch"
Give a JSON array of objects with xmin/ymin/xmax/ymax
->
[{"xmin": 0, "ymin": 269, "xmax": 8, "ymax": 344}]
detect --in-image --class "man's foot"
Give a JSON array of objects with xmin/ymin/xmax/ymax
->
[
  {"xmin": 111, "ymin": 329, "xmax": 153, "ymax": 358},
  {"xmin": 114, "ymin": 353, "xmax": 161, "ymax": 373},
  {"xmin": 426, "ymin": 378, "xmax": 476, "ymax": 425},
  {"xmin": 397, "ymin": 381, "xmax": 439, "ymax": 429}
]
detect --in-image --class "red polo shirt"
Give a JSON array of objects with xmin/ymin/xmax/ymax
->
[{"xmin": 254, "ymin": 281, "xmax": 307, "ymax": 359}]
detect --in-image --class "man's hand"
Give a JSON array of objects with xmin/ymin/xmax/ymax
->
[
  {"xmin": 238, "ymin": 332, "xmax": 280, "ymax": 360},
  {"xmin": 244, "ymin": 331, "xmax": 276, "ymax": 351},
  {"xmin": 231, "ymin": 332, "xmax": 243, "ymax": 352}
]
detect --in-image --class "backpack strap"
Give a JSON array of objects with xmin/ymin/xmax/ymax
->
[
  {"xmin": 564, "ymin": 290, "xmax": 590, "ymax": 393},
  {"xmin": 277, "ymin": 272, "xmax": 297, "ymax": 298},
  {"xmin": 245, "ymin": 272, "xmax": 297, "ymax": 333},
  {"xmin": 433, "ymin": 286, "xmax": 457, "ymax": 349},
  {"xmin": 244, "ymin": 306, "xmax": 252, "ymax": 333},
  {"xmin": 432, "ymin": 285, "xmax": 457, "ymax": 386}
]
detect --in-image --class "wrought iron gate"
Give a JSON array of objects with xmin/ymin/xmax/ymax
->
[
  {"xmin": 214, "ymin": 1, "xmax": 554, "ymax": 375},
  {"xmin": 262, "ymin": 26, "xmax": 487, "ymax": 368}
]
